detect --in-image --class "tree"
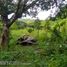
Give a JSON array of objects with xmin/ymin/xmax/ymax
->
[
  {"xmin": 50, "ymin": 5, "xmax": 67, "ymax": 21},
  {"xmin": 56, "ymin": 5, "xmax": 67, "ymax": 19},
  {"xmin": 49, "ymin": 0, "xmax": 66, "ymax": 21},
  {"xmin": 0, "ymin": 0, "xmax": 65, "ymax": 48}
]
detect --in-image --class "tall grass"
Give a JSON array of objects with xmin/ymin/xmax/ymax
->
[{"xmin": 0, "ymin": 19, "xmax": 67, "ymax": 66}]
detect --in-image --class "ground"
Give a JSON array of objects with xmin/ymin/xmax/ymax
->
[{"xmin": 0, "ymin": 19, "xmax": 67, "ymax": 67}]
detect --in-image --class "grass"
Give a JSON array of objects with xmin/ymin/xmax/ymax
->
[{"xmin": 0, "ymin": 19, "xmax": 67, "ymax": 67}]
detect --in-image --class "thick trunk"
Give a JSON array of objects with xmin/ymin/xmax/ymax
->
[{"xmin": 1, "ymin": 24, "xmax": 9, "ymax": 48}]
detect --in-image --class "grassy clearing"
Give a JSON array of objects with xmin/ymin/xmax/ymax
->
[{"xmin": 0, "ymin": 19, "xmax": 67, "ymax": 67}]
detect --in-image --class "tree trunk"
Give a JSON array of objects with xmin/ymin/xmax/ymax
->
[{"xmin": 1, "ymin": 24, "xmax": 9, "ymax": 48}]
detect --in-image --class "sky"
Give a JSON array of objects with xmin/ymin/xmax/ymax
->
[
  {"xmin": 36, "ymin": 7, "xmax": 59, "ymax": 20},
  {"xmin": 24, "ymin": 0, "xmax": 67, "ymax": 20},
  {"xmin": 20, "ymin": 6, "xmax": 59, "ymax": 20},
  {"xmin": 8, "ymin": 8, "xmax": 59, "ymax": 20},
  {"xmin": 9, "ymin": 0, "xmax": 67, "ymax": 20}
]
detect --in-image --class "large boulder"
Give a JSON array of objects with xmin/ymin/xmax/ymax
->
[{"xmin": 17, "ymin": 35, "xmax": 37, "ymax": 45}]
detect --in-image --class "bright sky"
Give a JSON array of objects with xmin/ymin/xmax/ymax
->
[
  {"xmin": 37, "ymin": 10, "xmax": 50, "ymax": 20},
  {"xmin": 21, "ymin": 6, "xmax": 59, "ymax": 20},
  {"xmin": 37, "ymin": 7, "xmax": 59, "ymax": 20},
  {"xmin": 9, "ymin": 0, "xmax": 67, "ymax": 20},
  {"xmin": 20, "ymin": 10, "xmax": 51, "ymax": 20},
  {"xmin": 8, "ymin": 9, "xmax": 57, "ymax": 20}
]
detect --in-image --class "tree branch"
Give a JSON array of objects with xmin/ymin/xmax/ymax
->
[
  {"xmin": 26, "ymin": 0, "xmax": 38, "ymax": 10},
  {"xmin": 8, "ymin": 0, "xmax": 38, "ymax": 28},
  {"xmin": 8, "ymin": 0, "xmax": 22, "ymax": 28}
]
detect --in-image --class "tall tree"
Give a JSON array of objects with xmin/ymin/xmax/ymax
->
[{"xmin": 0, "ymin": 0, "xmax": 65, "ymax": 48}]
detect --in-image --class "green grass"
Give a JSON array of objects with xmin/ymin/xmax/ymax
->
[{"xmin": 0, "ymin": 19, "xmax": 67, "ymax": 67}]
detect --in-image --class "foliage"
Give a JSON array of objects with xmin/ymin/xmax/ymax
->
[
  {"xmin": 0, "ymin": 18, "xmax": 67, "ymax": 66},
  {"xmin": 55, "ymin": 5, "xmax": 67, "ymax": 20},
  {"xmin": 0, "ymin": 0, "xmax": 67, "ymax": 66},
  {"xmin": 50, "ymin": 5, "xmax": 67, "ymax": 21},
  {"xmin": 27, "ymin": 28, "xmax": 34, "ymax": 33},
  {"xmin": 16, "ymin": 20, "xmax": 27, "ymax": 29}
]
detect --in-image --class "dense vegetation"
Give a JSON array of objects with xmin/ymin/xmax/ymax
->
[
  {"xmin": 0, "ymin": 0, "xmax": 67, "ymax": 67},
  {"xmin": 0, "ymin": 18, "xmax": 67, "ymax": 67}
]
